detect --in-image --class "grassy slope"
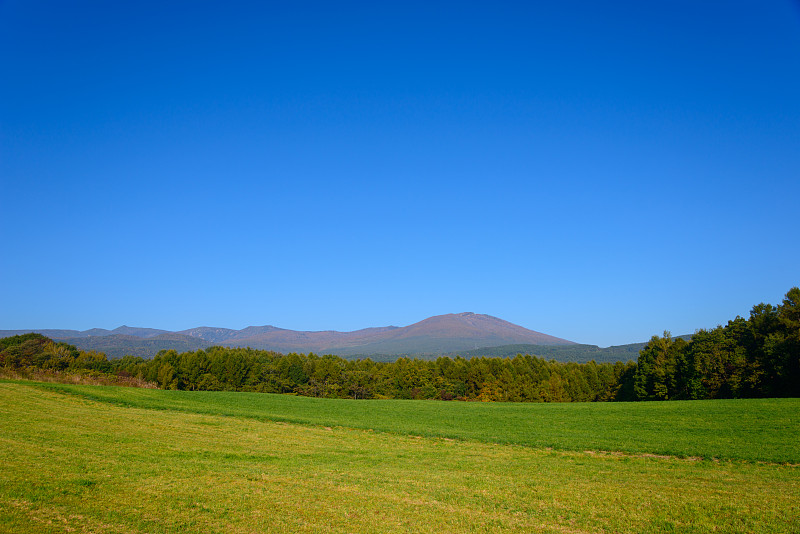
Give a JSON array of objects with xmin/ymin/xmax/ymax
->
[
  {"xmin": 1, "ymin": 381, "xmax": 799, "ymax": 534},
  {"xmin": 34, "ymin": 382, "xmax": 800, "ymax": 463}
]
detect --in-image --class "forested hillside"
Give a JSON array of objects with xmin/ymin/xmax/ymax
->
[
  {"xmin": 631, "ymin": 287, "xmax": 800, "ymax": 399},
  {"xmin": 445, "ymin": 340, "xmax": 682, "ymax": 364},
  {"xmin": 2, "ymin": 287, "xmax": 798, "ymax": 401}
]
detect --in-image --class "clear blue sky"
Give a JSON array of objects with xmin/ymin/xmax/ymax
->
[{"xmin": 2, "ymin": 1, "xmax": 798, "ymax": 347}]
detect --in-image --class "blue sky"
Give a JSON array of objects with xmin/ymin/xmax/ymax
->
[{"xmin": 1, "ymin": 1, "xmax": 798, "ymax": 346}]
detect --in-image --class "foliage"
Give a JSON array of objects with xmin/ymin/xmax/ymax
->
[
  {"xmin": 444, "ymin": 341, "xmax": 662, "ymax": 363},
  {"xmin": 0, "ymin": 333, "xmax": 106, "ymax": 372},
  {"xmin": 0, "ymin": 333, "xmax": 151, "ymax": 387},
  {"xmin": 631, "ymin": 287, "xmax": 800, "ymax": 400},
  {"xmin": 105, "ymin": 346, "xmax": 635, "ymax": 402},
  {"xmin": 2, "ymin": 286, "xmax": 797, "ymax": 402}
]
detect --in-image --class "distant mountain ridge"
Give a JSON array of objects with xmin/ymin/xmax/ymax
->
[
  {"xmin": 0, "ymin": 325, "xmax": 169, "ymax": 340},
  {"xmin": 0, "ymin": 313, "xmax": 575, "ymax": 359}
]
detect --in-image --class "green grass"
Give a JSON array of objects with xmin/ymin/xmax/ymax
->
[
  {"xmin": 31, "ymin": 381, "xmax": 800, "ymax": 463},
  {"xmin": 1, "ymin": 381, "xmax": 799, "ymax": 533}
]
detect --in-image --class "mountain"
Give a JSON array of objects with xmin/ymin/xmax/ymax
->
[
  {"xmin": 0, "ymin": 328, "xmax": 118, "ymax": 339},
  {"xmin": 176, "ymin": 327, "xmax": 241, "ymax": 344},
  {"xmin": 1, "ymin": 313, "xmax": 577, "ymax": 359},
  {"xmin": 59, "ymin": 333, "xmax": 209, "ymax": 359},
  {"xmin": 219, "ymin": 326, "xmax": 402, "ymax": 354},
  {"xmin": 322, "ymin": 313, "xmax": 573, "ymax": 355},
  {"xmin": 111, "ymin": 326, "xmax": 169, "ymax": 338},
  {"xmin": 0, "ymin": 326, "xmax": 167, "ymax": 340}
]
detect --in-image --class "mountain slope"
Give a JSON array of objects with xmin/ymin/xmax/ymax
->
[
  {"xmin": 111, "ymin": 326, "xmax": 169, "ymax": 338},
  {"xmin": 2, "ymin": 313, "xmax": 576, "ymax": 359},
  {"xmin": 324, "ymin": 313, "xmax": 574, "ymax": 355},
  {"xmin": 0, "ymin": 326, "xmax": 167, "ymax": 339},
  {"xmin": 176, "ymin": 327, "xmax": 241, "ymax": 344},
  {"xmin": 220, "ymin": 326, "xmax": 401, "ymax": 353},
  {"xmin": 61, "ymin": 334, "xmax": 209, "ymax": 359}
]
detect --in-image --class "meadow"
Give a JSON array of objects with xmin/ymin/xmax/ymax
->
[
  {"xmin": 1, "ymin": 380, "xmax": 798, "ymax": 533},
  {"xmin": 35, "ymin": 382, "xmax": 800, "ymax": 463}
]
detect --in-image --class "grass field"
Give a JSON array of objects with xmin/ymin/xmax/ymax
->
[
  {"xmin": 34, "ymin": 382, "xmax": 800, "ymax": 463},
  {"xmin": 1, "ymin": 380, "xmax": 799, "ymax": 533}
]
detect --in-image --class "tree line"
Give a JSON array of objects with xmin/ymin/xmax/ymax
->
[
  {"xmin": 113, "ymin": 348, "xmax": 635, "ymax": 402},
  {"xmin": 631, "ymin": 287, "xmax": 799, "ymax": 399},
  {"xmin": 2, "ymin": 287, "xmax": 797, "ymax": 401}
]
